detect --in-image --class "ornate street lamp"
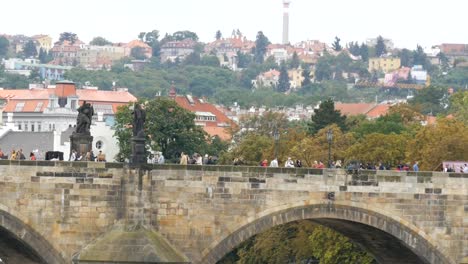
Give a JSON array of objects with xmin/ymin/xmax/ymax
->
[{"xmin": 326, "ymin": 129, "xmax": 333, "ymax": 168}]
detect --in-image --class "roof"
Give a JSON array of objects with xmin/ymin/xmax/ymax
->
[
  {"xmin": 125, "ymin": 40, "xmax": 151, "ymax": 49},
  {"xmin": 203, "ymin": 126, "xmax": 231, "ymax": 141},
  {"xmin": 0, "ymin": 88, "xmax": 136, "ymax": 113},
  {"xmin": 335, "ymin": 103, "xmax": 390, "ymax": 119},
  {"xmin": 335, "ymin": 103, "xmax": 376, "ymax": 116},
  {"xmin": 173, "ymin": 95, "xmax": 234, "ymax": 140}
]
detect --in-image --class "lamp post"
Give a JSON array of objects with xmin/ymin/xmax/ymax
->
[
  {"xmin": 274, "ymin": 129, "xmax": 280, "ymax": 159},
  {"xmin": 326, "ymin": 129, "xmax": 333, "ymax": 168}
]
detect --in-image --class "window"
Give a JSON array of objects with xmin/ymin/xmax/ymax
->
[
  {"xmin": 34, "ymin": 102, "xmax": 43, "ymax": 112},
  {"xmin": 38, "ymin": 124, "xmax": 41, "ymax": 132},
  {"xmin": 24, "ymin": 123, "xmax": 28, "ymax": 131},
  {"xmin": 31, "ymin": 124, "xmax": 35, "ymax": 132},
  {"xmin": 18, "ymin": 123, "xmax": 22, "ymax": 130},
  {"xmin": 14, "ymin": 102, "xmax": 25, "ymax": 112}
]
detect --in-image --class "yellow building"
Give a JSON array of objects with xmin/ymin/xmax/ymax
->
[
  {"xmin": 288, "ymin": 68, "xmax": 305, "ymax": 89},
  {"xmin": 32, "ymin": 35, "xmax": 52, "ymax": 51},
  {"xmin": 368, "ymin": 57, "xmax": 401, "ymax": 73}
]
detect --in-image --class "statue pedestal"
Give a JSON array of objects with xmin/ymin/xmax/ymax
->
[
  {"xmin": 70, "ymin": 133, "xmax": 93, "ymax": 157},
  {"xmin": 130, "ymin": 136, "xmax": 147, "ymax": 167}
]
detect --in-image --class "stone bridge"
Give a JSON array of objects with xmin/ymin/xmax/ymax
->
[{"xmin": 0, "ymin": 160, "xmax": 466, "ymax": 264}]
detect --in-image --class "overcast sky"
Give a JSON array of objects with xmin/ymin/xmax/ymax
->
[{"xmin": 1, "ymin": 0, "xmax": 467, "ymax": 49}]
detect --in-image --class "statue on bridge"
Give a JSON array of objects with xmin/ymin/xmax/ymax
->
[
  {"xmin": 75, "ymin": 101, "xmax": 94, "ymax": 135},
  {"xmin": 132, "ymin": 103, "xmax": 146, "ymax": 138}
]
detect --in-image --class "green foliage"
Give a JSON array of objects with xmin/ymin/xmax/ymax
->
[
  {"xmin": 0, "ymin": 36, "xmax": 9, "ymax": 57},
  {"xmin": 139, "ymin": 30, "xmax": 161, "ymax": 58},
  {"xmin": 301, "ymin": 67, "xmax": 311, "ymax": 86},
  {"xmin": 359, "ymin": 43, "xmax": 369, "ymax": 62},
  {"xmin": 38, "ymin": 48, "xmax": 53, "ymax": 63},
  {"xmin": 289, "ymin": 51, "xmax": 300, "ymax": 69},
  {"xmin": 352, "ymin": 113, "xmax": 407, "ymax": 138},
  {"xmin": 347, "ymin": 41, "xmax": 360, "ymax": 56},
  {"xmin": 277, "ymin": 61, "xmax": 290, "ymax": 92},
  {"xmin": 308, "ymin": 98, "xmax": 347, "ymax": 134},
  {"xmin": 130, "ymin": 47, "xmax": 147, "ymax": 60},
  {"xmin": 218, "ymin": 221, "xmax": 375, "ymax": 264},
  {"xmin": 173, "ymin": 30, "xmax": 198, "ymax": 41},
  {"xmin": 449, "ymin": 90, "xmax": 468, "ymax": 124},
  {"xmin": 409, "ymin": 85, "xmax": 448, "ymax": 115},
  {"xmin": 23, "ymin": 40, "xmax": 37, "ymax": 57},
  {"xmin": 332, "ymin": 36, "xmax": 342, "ymax": 51},
  {"xmin": 90, "ymin": 36, "xmax": 112, "ymax": 46},
  {"xmin": 432, "ymin": 67, "xmax": 468, "ymax": 88},
  {"xmin": 59, "ymin": 32, "xmax": 78, "ymax": 44},
  {"xmin": 375, "ymin": 36, "xmax": 387, "ymax": 57},
  {"xmin": 309, "ymin": 225, "xmax": 375, "ymax": 264},
  {"xmin": 254, "ymin": 31, "xmax": 270, "ymax": 64},
  {"xmin": 113, "ymin": 98, "xmax": 208, "ymax": 162},
  {"xmin": 398, "ymin": 48, "xmax": 413, "ymax": 67}
]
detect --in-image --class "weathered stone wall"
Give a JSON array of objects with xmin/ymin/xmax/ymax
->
[
  {"xmin": 149, "ymin": 165, "xmax": 467, "ymax": 264},
  {"xmin": 0, "ymin": 161, "xmax": 467, "ymax": 264},
  {"xmin": 0, "ymin": 160, "xmax": 126, "ymax": 263}
]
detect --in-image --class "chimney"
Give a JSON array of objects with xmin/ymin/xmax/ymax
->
[{"xmin": 55, "ymin": 81, "xmax": 76, "ymax": 108}]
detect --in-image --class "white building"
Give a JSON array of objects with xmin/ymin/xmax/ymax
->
[{"xmin": 0, "ymin": 81, "xmax": 136, "ymax": 161}]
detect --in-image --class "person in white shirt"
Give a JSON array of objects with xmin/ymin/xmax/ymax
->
[
  {"xmin": 69, "ymin": 150, "xmax": 77, "ymax": 161},
  {"xmin": 270, "ymin": 158, "xmax": 278, "ymax": 167},
  {"xmin": 463, "ymin": 164, "xmax": 468, "ymax": 173},
  {"xmin": 285, "ymin": 157, "xmax": 295, "ymax": 168},
  {"xmin": 157, "ymin": 152, "xmax": 165, "ymax": 164}
]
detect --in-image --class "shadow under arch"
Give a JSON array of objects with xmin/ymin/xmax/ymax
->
[
  {"xmin": 200, "ymin": 203, "xmax": 452, "ymax": 264},
  {"xmin": 0, "ymin": 209, "xmax": 66, "ymax": 264}
]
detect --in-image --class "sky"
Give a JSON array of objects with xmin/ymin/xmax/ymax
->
[{"xmin": 1, "ymin": 0, "xmax": 467, "ymax": 49}]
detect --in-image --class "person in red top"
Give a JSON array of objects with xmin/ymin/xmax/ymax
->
[
  {"xmin": 30, "ymin": 152, "xmax": 36, "ymax": 161},
  {"xmin": 261, "ymin": 159, "xmax": 268, "ymax": 167}
]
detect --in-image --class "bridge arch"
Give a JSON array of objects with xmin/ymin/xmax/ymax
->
[
  {"xmin": 200, "ymin": 202, "xmax": 453, "ymax": 264},
  {"xmin": 0, "ymin": 205, "xmax": 66, "ymax": 264}
]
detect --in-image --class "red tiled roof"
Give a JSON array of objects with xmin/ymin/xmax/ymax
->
[
  {"xmin": 203, "ymin": 126, "xmax": 231, "ymax": 141},
  {"xmin": 335, "ymin": 103, "xmax": 376, "ymax": 116},
  {"xmin": 0, "ymin": 88, "xmax": 136, "ymax": 113},
  {"xmin": 366, "ymin": 104, "xmax": 391, "ymax": 119}
]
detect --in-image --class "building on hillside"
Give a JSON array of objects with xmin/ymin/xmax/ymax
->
[
  {"xmin": 31, "ymin": 35, "xmax": 52, "ymax": 51},
  {"xmin": 205, "ymin": 35, "xmax": 255, "ymax": 69},
  {"xmin": 160, "ymin": 38, "xmax": 196, "ymax": 62},
  {"xmin": 3, "ymin": 58, "xmax": 72, "ymax": 80},
  {"xmin": 169, "ymin": 87, "xmax": 234, "ymax": 141},
  {"xmin": 0, "ymin": 81, "xmax": 137, "ymax": 161},
  {"xmin": 124, "ymin": 40, "xmax": 152, "ymax": 59},
  {"xmin": 77, "ymin": 45, "xmax": 126, "ymax": 70},
  {"xmin": 439, "ymin": 43, "xmax": 468, "ymax": 64},
  {"xmin": 288, "ymin": 68, "xmax": 305, "ymax": 89},
  {"xmin": 410, "ymin": 65, "xmax": 429, "ymax": 85},
  {"xmin": 294, "ymin": 40, "xmax": 329, "ymax": 54},
  {"xmin": 50, "ymin": 40, "xmax": 84, "ymax": 66},
  {"xmin": 253, "ymin": 69, "xmax": 280, "ymax": 88},
  {"xmin": 368, "ymin": 57, "xmax": 401, "ymax": 73}
]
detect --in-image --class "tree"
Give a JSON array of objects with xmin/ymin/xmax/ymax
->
[
  {"xmin": 409, "ymin": 85, "xmax": 447, "ymax": 115},
  {"xmin": 406, "ymin": 118, "xmax": 468, "ymax": 170},
  {"xmin": 314, "ymin": 54, "xmax": 334, "ymax": 81},
  {"xmin": 359, "ymin": 43, "xmax": 369, "ymax": 62},
  {"xmin": 289, "ymin": 51, "xmax": 300, "ymax": 69},
  {"xmin": 450, "ymin": 90, "xmax": 468, "ymax": 124},
  {"xmin": 90, "ymin": 36, "xmax": 112, "ymax": 46},
  {"xmin": 308, "ymin": 98, "xmax": 347, "ymax": 134},
  {"xmin": 309, "ymin": 226, "xmax": 375, "ymax": 264},
  {"xmin": 413, "ymin": 45, "xmax": 429, "ymax": 69},
  {"xmin": 332, "ymin": 36, "xmax": 342, "ymax": 51},
  {"xmin": 215, "ymin": 30, "xmax": 222, "ymax": 40},
  {"xmin": 23, "ymin": 40, "xmax": 37, "ymax": 57},
  {"xmin": 254, "ymin": 31, "xmax": 270, "ymax": 64},
  {"xmin": 436, "ymin": 52, "xmax": 450, "ymax": 72},
  {"xmin": 0, "ymin": 36, "xmax": 9, "ymax": 57},
  {"xmin": 130, "ymin": 47, "xmax": 146, "ymax": 60},
  {"xmin": 277, "ymin": 61, "xmax": 290, "ymax": 93},
  {"xmin": 139, "ymin": 30, "xmax": 161, "ymax": 58},
  {"xmin": 399, "ymin": 48, "xmax": 413, "ymax": 67},
  {"xmin": 237, "ymin": 51, "xmax": 252, "ymax": 68},
  {"xmin": 173, "ymin": 30, "xmax": 198, "ymax": 41},
  {"xmin": 301, "ymin": 67, "xmax": 311, "ymax": 86},
  {"xmin": 201, "ymin": 55, "xmax": 220, "ymax": 67},
  {"xmin": 347, "ymin": 41, "xmax": 360, "ymax": 56},
  {"xmin": 59, "ymin": 32, "xmax": 78, "ymax": 44},
  {"xmin": 352, "ymin": 113, "xmax": 408, "ymax": 138},
  {"xmin": 375, "ymin": 35, "xmax": 387, "ymax": 57},
  {"xmin": 114, "ymin": 98, "xmax": 208, "ymax": 162}
]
